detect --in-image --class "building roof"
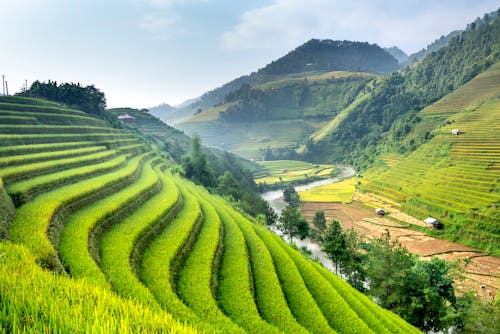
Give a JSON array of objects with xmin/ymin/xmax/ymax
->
[
  {"xmin": 424, "ymin": 217, "xmax": 438, "ymax": 224},
  {"xmin": 117, "ymin": 114, "xmax": 135, "ymax": 120}
]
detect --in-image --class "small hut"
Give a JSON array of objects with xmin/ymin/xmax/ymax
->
[
  {"xmin": 375, "ymin": 208, "xmax": 386, "ymax": 216},
  {"xmin": 424, "ymin": 217, "xmax": 440, "ymax": 229},
  {"xmin": 117, "ymin": 114, "xmax": 135, "ymax": 121},
  {"xmin": 451, "ymin": 129, "xmax": 461, "ymax": 136}
]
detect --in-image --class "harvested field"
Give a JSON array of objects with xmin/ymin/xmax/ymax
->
[{"xmin": 300, "ymin": 195, "xmax": 500, "ymax": 299}]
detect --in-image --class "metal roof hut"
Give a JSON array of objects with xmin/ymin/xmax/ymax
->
[
  {"xmin": 424, "ymin": 217, "xmax": 440, "ymax": 229},
  {"xmin": 117, "ymin": 114, "xmax": 135, "ymax": 121},
  {"xmin": 375, "ymin": 208, "xmax": 386, "ymax": 216},
  {"xmin": 451, "ymin": 129, "xmax": 461, "ymax": 135}
]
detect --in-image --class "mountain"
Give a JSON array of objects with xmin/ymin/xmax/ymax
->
[
  {"xmin": 384, "ymin": 46, "xmax": 408, "ymax": 64},
  {"xmin": 167, "ymin": 39, "xmax": 399, "ymax": 125},
  {"xmin": 299, "ymin": 12, "xmax": 500, "ymax": 168},
  {"xmin": 405, "ymin": 10, "xmax": 499, "ymax": 66},
  {"xmin": 405, "ymin": 30, "xmax": 461, "ymax": 65},
  {"xmin": 261, "ymin": 39, "xmax": 399, "ymax": 75},
  {"xmin": 178, "ymin": 71, "xmax": 376, "ymax": 159}
]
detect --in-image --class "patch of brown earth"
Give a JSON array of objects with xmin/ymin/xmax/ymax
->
[{"xmin": 300, "ymin": 194, "xmax": 500, "ymax": 299}]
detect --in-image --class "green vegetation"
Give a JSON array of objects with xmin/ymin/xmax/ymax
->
[
  {"xmin": 254, "ymin": 159, "xmax": 337, "ymax": 185},
  {"xmin": 361, "ymin": 63, "xmax": 500, "ymax": 253},
  {"xmin": 302, "ymin": 13, "xmax": 500, "ymax": 168},
  {"xmin": 212, "ymin": 196, "xmax": 309, "ymax": 333},
  {"xmin": 214, "ymin": 203, "xmax": 281, "ymax": 333},
  {"xmin": 59, "ymin": 157, "xmax": 158, "ymax": 287},
  {"xmin": 299, "ymin": 178, "xmax": 356, "ymax": 203},
  {"xmin": 176, "ymin": 188, "xmax": 244, "ymax": 333},
  {"xmin": 0, "ymin": 243, "xmax": 195, "ymax": 334},
  {"xmin": 99, "ymin": 166, "xmax": 178, "ymax": 307},
  {"xmin": 253, "ymin": 224, "xmax": 335, "ymax": 333},
  {"xmin": 0, "ymin": 95, "xmax": 419, "ymax": 332}
]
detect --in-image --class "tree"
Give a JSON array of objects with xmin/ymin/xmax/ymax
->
[
  {"xmin": 217, "ymin": 171, "xmax": 239, "ymax": 200},
  {"xmin": 283, "ymin": 184, "xmax": 300, "ymax": 207},
  {"xmin": 321, "ymin": 220, "xmax": 348, "ymax": 273},
  {"xmin": 366, "ymin": 230, "xmax": 415, "ymax": 311},
  {"xmin": 263, "ymin": 201, "xmax": 278, "ymax": 226},
  {"xmin": 182, "ymin": 135, "xmax": 215, "ymax": 187},
  {"xmin": 277, "ymin": 205, "xmax": 309, "ymax": 243},
  {"xmin": 365, "ymin": 229, "xmax": 458, "ymax": 332},
  {"xmin": 312, "ymin": 210, "xmax": 326, "ymax": 233}
]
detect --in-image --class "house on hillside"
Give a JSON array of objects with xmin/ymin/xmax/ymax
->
[
  {"xmin": 424, "ymin": 217, "xmax": 441, "ymax": 229},
  {"xmin": 117, "ymin": 114, "xmax": 135, "ymax": 121},
  {"xmin": 375, "ymin": 208, "xmax": 386, "ymax": 216},
  {"xmin": 451, "ymin": 129, "xmax": 461, "ymax": 135}
]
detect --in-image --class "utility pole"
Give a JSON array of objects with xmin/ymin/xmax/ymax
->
[
  {"xmin": 5, "ymin": 81, "xmax": 9, "ymax": 96},
  {"xmin": 25, "ymin": 79, "xmax": 28, "ymax": 91},
  {"xmin": 2, "ymin": 75, "xmax": 4, "ymax": 96}
]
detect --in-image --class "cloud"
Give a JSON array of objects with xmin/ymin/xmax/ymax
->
[
  {"xmin": 220, "ymin": 0, "xmax": 499, "ymax": 53},
  {"xmin": 139, "ymin": 11, "xmax": 180, "ymax": 39},
  {"xmin": 136, "ymin": 0, "xmax": 207, "ymax": 39}
]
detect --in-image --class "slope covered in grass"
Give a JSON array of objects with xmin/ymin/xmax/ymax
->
[
  {"xmin": 0, "ymin": 97, "xmax": 417, "ymax": 333},
  {"xmin": 360, "ymin": 62, "xmax": 500, "ymax": 253}
]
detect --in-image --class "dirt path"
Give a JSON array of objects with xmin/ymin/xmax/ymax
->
[{"xmin": 301, "ymin": 192, "xmax": 500, "ymax": 300}]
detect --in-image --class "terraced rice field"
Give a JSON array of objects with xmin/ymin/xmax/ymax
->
[
  {"xmin": 360, "ymin": 63, "xmax": 500, "ymax": 253},
  {"xmin": 0, "ymin": 96, "xmax": 418, "ymax": 332},
  {"xmin": 299, "ymin": 178, "xmax": 356, "ymax": 203},
  {"xmin": 300, "ymin": 197, "xmax": 500, "ymax": 300},
  {"xmin": 254, "ymin": 159, "xmax": 337, "ymax": 185}
]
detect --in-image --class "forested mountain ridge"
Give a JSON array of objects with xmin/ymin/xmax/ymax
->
[
  {"xmin": 260, "ymin": 39, "xmax": 399, "ymax": 75},
  {"xmin": 164, "ymin": 39, "xmax": 398, "ymax": 124}
]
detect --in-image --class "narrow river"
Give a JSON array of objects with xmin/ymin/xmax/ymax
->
[{"xmin": 261, "ymin": 165, "xmax": 356, "ymax": 272}]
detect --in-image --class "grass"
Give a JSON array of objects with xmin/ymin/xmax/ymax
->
[
  {"xmin": 0, "ymin": 242, "xmax": 196, "ymax": 334},
  {"xmin": 361, "ymin": 62, "xmax": 500, "ymax": 253},
  {"xmin": 0, "ymin": 141, "xmax": 97, "ymax": 156},
  {"xmin": 0, "ymin": 149, "xmax": 118, "ymax": 182},
  {"xmin": 255, "ymin": 159, "xmax": 337, "ymax": 185},
  {"xmin": 59, "ymin": 157, "xmax": 159, "ymax": 287},
  {"xmin": 207, "ymin": 198, "xmax": 281, "ymax": 333},
  {"xmin": 176, "ymin": 184, "xmax": 245, "ymax": 333},
  {"xmin": 99, "ymin": 165, "xmax": 178, "ymax": 308},
  {"xmin": 0, "ymin": 145, "xmax": 107, "ymax": 167},
  {"xmin": 252, "ymin": 224, "xmax": 335, "ymax": 334},
  {"xmin": 211, "ymin": 196, "xmax": 309, "ymax": 333},
  {"xmin": 7, "ymin": 154, "xmax": 129, "ymax": 205},
  {"xmin": 312, "ymin": 261, "xmax": 419, "ymax": 334},
  {"xmin": 0, "ymin": 96, "xmax": 420, "ymax": 333},
  {"xmin": 276, "ymin": 234, "xmax": 375, "ymax": 334},
  {"xmin": 299, "ymin": 178, "xmax": 356, "ymax": 203},
  {"xmin": 9, "ymin": 153, "xmax": 147, "ymax": 270},
  {"xmin": 139, "ymin": 176, "xmax": 216, "ymax": 333}
]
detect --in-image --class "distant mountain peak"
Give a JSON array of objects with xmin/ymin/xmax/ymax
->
[
  {"xmin": 384, "ymin": 46, "xmax": 408, "ymax": 64},
  {"xmin": 260, "ymin": 39, "xmax": 399, "ymax": 75}
]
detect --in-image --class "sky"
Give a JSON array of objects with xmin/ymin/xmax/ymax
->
[{"xmin": 1, "ymin": 0, "xmax": 498, "ymax": 108}]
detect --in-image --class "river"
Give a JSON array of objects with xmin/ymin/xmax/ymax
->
[{"xmin": 261, "ymin": 165, "xmax": 356, "ymax": 272}]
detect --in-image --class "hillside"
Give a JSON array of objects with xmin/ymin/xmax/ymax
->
[
  {"xmin": 162, "ymin": 39, "xmax": 398, "ymax": 125},
  {"xmin": 0, "ymin": 96, "xmax": 418, "ymax": 332},
  {"xmin": 360, "ymin": 62, "xmax": 500, "ymax": 253},
  {"xmin": 300, "ymin": 12, "xmax": 500, "ymax": 168},
  {"xmin": 178, "ymin": 71, "xmax": 375, "ymax": 159}
]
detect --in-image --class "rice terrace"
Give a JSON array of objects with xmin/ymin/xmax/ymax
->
[{"xmin": 1, "ymin": 1, "xmax": 500, "ymax": 333}]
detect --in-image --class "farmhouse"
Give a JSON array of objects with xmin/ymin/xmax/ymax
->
[
  {"xmin": 451, "ymin": 129, "xmax": 461, "ymax": 135},
  {"xmin": 375, "ymin": 208, "xmax": 386, "ymax": 216},
  {"xmin": 424, "ymin": 217, "xmax": 440, "ymax": 229},
  {"xmin": 117, "ymin": 114, "xmax": 135, "ymax": 121}
]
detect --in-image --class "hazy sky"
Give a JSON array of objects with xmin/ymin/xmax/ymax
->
[{"xmin": 1, "ymin": 0, "xmax": 498, "ymax": 108}]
